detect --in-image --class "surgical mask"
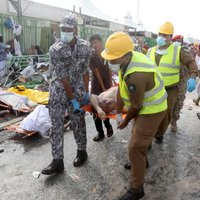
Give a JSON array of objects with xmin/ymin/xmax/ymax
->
[
  {"xmin": 60, "ymin": 31, "xmax": 74, "ymax": 43},
  {"xmin": 156, "ymin": 36, "xmax": 166, "ymax": 47},
  {"xmin": 173, "ymin": 41, "xmax": 182, "ymax": 46},
  {"xmin": 155, "ymin": 49, "xmax": 168, "ymax": 55},
  {"xmin": 108, "ymin": 61, "xmax": 120, "ymax": 73}
]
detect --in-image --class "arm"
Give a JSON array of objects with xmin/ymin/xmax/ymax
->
[
  {"xmin": 180, "ymin": 47, "xmax": 198, "ymax": 78},
  {"xmin": 118, "ymin": 72, "xmax": 148, "ymax": 129},
  {"xmin": 90, "ymin": 94, "xmax": 106, "ymax": 119},
  {"xmin": 83, "ymin": 72, "xmax": 89, "ymax": 93},
  {"xmin": 82, "ymin": 46, "xmax": 92, "ymax": 93},
  {"xmin": 180, "ymin": 48, "xmax": 199, "ymax": 92},
  {"xmin": 116, "ymin": 87, "xmax": 124, "ymax": 114},
  {"xmin": 90, "ymin": 55, "xmax": 106, "ymax": 91},
  {"xmin": 93, "ymin": 68, "xmax": 106, "ymax": 91},
  {"xmin": 50, "ymin": 48, "xmax": 74, "ymax": 100},
  {"xmin": 60, "ymin": 78, "xmax": 74, "ymax": 100}
]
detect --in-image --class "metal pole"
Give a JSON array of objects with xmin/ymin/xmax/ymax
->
[
  {"xmin": 137, "ymin": 0, "xmax": 140, "ymax": 25},
  {"xmin": 17, "ymin": 0, "xmax": 22, "ymax": 24}
]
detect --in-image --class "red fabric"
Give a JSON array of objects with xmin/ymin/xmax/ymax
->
[{"xmin": 172, "ymin": 35, "xmax": 183, "ymax": 41}]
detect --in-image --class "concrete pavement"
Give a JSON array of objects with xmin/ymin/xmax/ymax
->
[{"xmin": 0, "ymin": 93, "xmax": 200, "ymax": 200}]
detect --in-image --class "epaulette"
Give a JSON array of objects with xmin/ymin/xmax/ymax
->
[
  {"xmin": 53, "ymin": 41, "xmax": 63, "ymax": 51},
  {"xmin": 77, "ymin": 38, "xmax": 90, "ymax": 47}
]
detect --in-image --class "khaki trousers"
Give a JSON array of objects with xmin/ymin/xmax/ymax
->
[
  {"xmin": 129, "ymin": 110, "xmax": 166, "ymax": 189},
  {"xmin": 155, "ymin": 86, "xmax": 178, "ymax": 137}
]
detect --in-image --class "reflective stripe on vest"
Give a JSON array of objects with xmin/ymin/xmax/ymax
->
[
  {"xmin": 121, "ymin": 72, "xmax": 167, "ymax": 107},
  {"xmin": 160, "ymin": 45, "xmax": 180, "ymax": 69},
  {"xmin": 119, "ymin": 51, "xmax": 167, "ymax": 115},
  {"xmin": 143, "ymin": 92, "xmax": 167, "ymax": 106},
  {"xmin": 144, "ymin": 75, "xmax": 164, "ymax": 98},
  {"xmin": 148, "ymin": 44, "xmax": 181, "ymax": 86}
]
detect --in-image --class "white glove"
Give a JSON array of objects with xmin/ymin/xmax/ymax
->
[{"xmin": 116, "ymin": 113, "xmax": 122, "ymax": 126}]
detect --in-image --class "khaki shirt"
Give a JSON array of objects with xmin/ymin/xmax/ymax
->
[{"xmin": 124, "ymin": 72, "xmax": 155, "ymax": 110}]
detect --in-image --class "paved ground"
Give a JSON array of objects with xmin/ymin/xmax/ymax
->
[{"xmin": 0, "ymin": 92, "xmax": 200, "ymax": 200}]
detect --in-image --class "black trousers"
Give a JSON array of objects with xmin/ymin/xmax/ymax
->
[{"xmin": 93, "ymin": 114, "xmax": 111, "ymax": 135}]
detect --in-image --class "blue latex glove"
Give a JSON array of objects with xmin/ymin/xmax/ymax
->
[
  {"xmin": 71, "ymin": 99, "xmax": 82, "ymax": 114},
  {"xmin": 187, "ymin": 78, "xmax": 196, "ymax": 92},
  {"xmin": 80, "ymin": 93, "xmax": 90, "ymax": 106}
]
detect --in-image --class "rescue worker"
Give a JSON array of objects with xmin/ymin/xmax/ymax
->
[
  {"xmin": 89, "ymin": 34, "xmax": 113, "ymax": 142},
  {"xmin": 101, "ymin": 32, "xmax": 168, "ymax": 200},
  {"xmin": 171, "ymin": 35, "xmax": 189, "ymax": 132},
  {"xmin": 147, "ymin": 22, "xmax": 198, "ymax": 144},
  {"xmin": 42, "ymin": 14, "xmax": 91, "ymax": 175}
]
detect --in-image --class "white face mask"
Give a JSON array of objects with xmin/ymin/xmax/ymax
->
[
  {"xmin": 173, "ymin": 41, "xmax": 182, "ymax": 46},
  {"xmin": 108, "ymin": 61, "xmax": 120, "ymax": 73},
  {"xmin": 60, "ymin": 31, "xmax": 74, "ymax": 43},
  {"xmin": 155, "ymin": 49, "xmax": 168, "ymax": 55}
]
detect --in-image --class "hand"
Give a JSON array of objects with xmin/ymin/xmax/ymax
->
[
  {"xmin": 97, "ymin": 109, "xmax": 107, "ymax": 120},
  {"xmin": 117, "ymin": 119, "xmax": 129, "ymax": 130},
  {"xmin": 187, "ymin": 78, "xmax": 196, "ymax": 92},
  {"xmin": 71, "ymin": 99, "xmax": 82, "ymax": 114},
  {"xmin": 81, "ymin": 93, "xmax": 90, "ymax": 106},
  {"xmin": 116, "ymin": 113, "xmax": 122, "ymax": 126}
]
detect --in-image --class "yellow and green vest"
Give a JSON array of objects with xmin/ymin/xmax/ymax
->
[
  {"xmin": 118, "ymin": 51, "xmax": 167, "ymax": 115},
  {"xmin": 147, "ymin": 44, "xmax": 181, "ymax": 87}
]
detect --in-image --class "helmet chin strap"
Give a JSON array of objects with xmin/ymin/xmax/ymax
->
[{"xmin": 121, "ymin": 54, "xmax": 132, "ymax": 69}]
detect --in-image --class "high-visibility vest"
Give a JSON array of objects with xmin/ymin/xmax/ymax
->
[
  {"xmin": 147, "ymin": 44, "xmax": 181, "ymax": 87},
  {"xmin": 119, "ymin": 51, "xmax": 167, "ymax": 115}
]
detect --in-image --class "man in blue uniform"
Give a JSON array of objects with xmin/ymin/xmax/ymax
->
[{"xmin": 42, "ymin": 14, "xmax": 91, "ymax": 175}]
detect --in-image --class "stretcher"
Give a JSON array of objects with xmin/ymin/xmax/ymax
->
[
  {"xmin": 5, "ymin": 123, "xmax": 37, "ymax": 137},
  {"xmin": 81, "ymin": 105, "xmax": 126, "ymax": 120},
  {"xmin": 5, "ymin": 119, "xmax": 71, "ymax": 138}
]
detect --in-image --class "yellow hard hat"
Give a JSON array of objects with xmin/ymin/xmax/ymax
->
[
  {"xmin": 101, "ymin": 32, "xmax": 134, "ymax": 60},
  {"xmin": 159, "ymin": 22, "xmax": 174, "ymax": 35}
]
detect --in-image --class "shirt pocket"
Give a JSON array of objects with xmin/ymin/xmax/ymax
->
[{"xmin": 60, "ymin": 50, "xmax": 72, "ymax": 65}]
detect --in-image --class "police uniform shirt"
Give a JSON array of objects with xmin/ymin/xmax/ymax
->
[{"xmin": 49, "ymin": 37, "xmax": 91, "ymax": 95}]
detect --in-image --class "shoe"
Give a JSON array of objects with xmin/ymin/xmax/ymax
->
[
  {"xmin": 171, "ymin": 121, "xmax": 177, "ymax": 132},
  {"xmin": 155, "ymin": 136, "xmax": 163, "ymax": 144},
  {"xmin": 93, "ymin": 133, "xmax": 105, "ymax": 142},
  {"xmin": 124, "ymin": 158, "xmax": 149, "ymax": 170},
  {"xmin": 197, "ymin": 113, "xmax": 200, "ymax": 120},
  {"xmin": 106, "ymin": 126, "xmax": 113, "ymax": 137},
  {"xmin": 0, "ymin": 149, "xmax": 4, "ymax": 153},
  {"xmin": 42, "ymin": 159, "xmax": 64, "ymax": 175},
  {"xmin": 119, "ymin": 188, "xmax": 145, "ymax": 200},
  {"xmin": 73, "ymin": 150, "xmax": 88, "ymax": 167},
  {"xmin": 124, "ymin": 162, "xmax": 131, "ymax": 170}
]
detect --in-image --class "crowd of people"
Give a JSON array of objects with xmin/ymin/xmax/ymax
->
[{"xmin": 1, "ymin": 13, "xmax": 200, "ymax": 200}]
